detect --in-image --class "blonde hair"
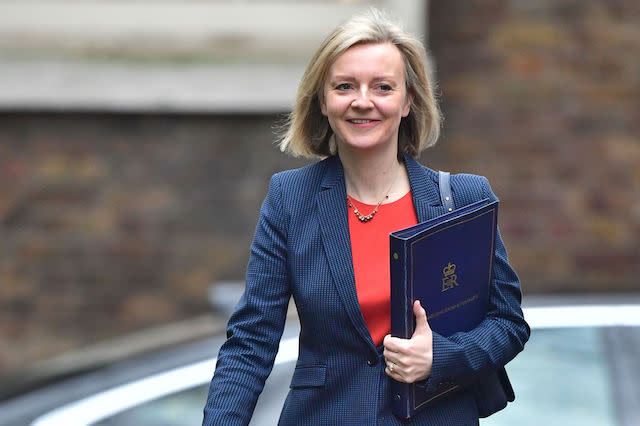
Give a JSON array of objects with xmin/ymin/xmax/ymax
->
[{"xmin": 278, "ymin": 8, "xmax": 441, "ymax": 158}]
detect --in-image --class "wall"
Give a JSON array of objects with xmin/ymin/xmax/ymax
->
[
  {"xmin": 1, "ymin": 0, "xmax": 639, "ymax": 378},
  {"xmin": 428, "ymin": 0, "xmax": 640, "ymax": 293},
  {"xmin": 0, "ymin": 113, "xmax": 307, "ymax": 375}
]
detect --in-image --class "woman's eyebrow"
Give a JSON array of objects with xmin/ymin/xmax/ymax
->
[
  {"xmin": 329, "ymin": 73, "xmax": 399, "ymax": 82},
  {"xmin": 328, "ymin": 74, "xmax": 356, "ymax": 81}
]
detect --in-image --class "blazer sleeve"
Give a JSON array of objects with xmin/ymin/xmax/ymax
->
[
  {"xmin": 202, "ymin": 174, "xmax": 291, "ymax": 426},
  {"xmin": 423, "ymin": 176, "xmax": 530, "ymax": 394}
]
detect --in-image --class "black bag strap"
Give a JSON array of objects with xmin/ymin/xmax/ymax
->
[{"xmin": 438, "ymin": 171, "xmax": 454, "ymax": 212}]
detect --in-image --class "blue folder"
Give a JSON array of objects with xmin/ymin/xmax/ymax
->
[{"xmin": 389, "ymin": 198, "xmax": 499, "ymax": 419}]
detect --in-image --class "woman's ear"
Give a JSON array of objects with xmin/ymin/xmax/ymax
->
[
  {"xmin": 320, "ymin": 92, "xmax": 328, "ymax": 116},
  {"xmin": 402, "ymin": 89, "xmax": 414, "ymax": 117}
]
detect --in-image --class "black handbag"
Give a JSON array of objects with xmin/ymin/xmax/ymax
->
[{"xmin": 439, "ymin": 171, "xmax": 515, "ymax": 418}]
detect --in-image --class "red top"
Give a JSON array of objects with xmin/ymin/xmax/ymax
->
[{"xmin": 347, "ymin": 191, "xmax": 418, "ymax": 346}]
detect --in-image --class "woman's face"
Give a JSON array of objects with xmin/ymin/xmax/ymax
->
[{"xmin": 321, "ymin": 42, "xmax": 412, "ymax": 155}]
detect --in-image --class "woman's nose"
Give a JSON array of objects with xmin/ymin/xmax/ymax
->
[{"xmin": 351, "ymin": 89, "xmax": 374, "ymax": 109}]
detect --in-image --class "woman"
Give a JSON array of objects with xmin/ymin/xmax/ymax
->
[{"xmin": 203, "ymin": 8, "xmax": 529, "ymax": 425}]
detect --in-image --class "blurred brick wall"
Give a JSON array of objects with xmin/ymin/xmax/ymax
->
[
  {"xmin": 0, "ymin": 113, "xmax": 307, "ymax": 373},
  {"xmin": 1, "ymin": 0, "xmax": 640, "ymax": 377},
  {"xmin": 428, "ymin": 0, "xmax": 640, "ymax": 294}
]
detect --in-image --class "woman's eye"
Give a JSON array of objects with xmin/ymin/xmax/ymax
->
[
  {"xmin": 378, "ymin": 84, "xmax": 392, "ymax": 92},
  {"xmin": 336, "ymin": 83, "xmax": 352, "ymax": 91}
]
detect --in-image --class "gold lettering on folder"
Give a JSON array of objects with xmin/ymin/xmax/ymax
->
[{"xmin": 441, "ymin": 262, "xmax": 459, "ymax": 292}]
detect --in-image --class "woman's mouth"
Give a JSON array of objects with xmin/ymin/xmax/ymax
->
[{"xmin": 348, "ymin": 119, "xmax": 379, "ymax": 127}]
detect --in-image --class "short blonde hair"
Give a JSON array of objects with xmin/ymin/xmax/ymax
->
[{"xmin": 278, "ymin": 8, "xmax": 441, "ymax": 158}]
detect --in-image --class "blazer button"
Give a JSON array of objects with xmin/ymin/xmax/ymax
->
[{"xmin": 367, "ymin": 357, "xmax": 378, "ymax": 366}]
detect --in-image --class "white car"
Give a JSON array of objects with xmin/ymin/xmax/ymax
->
[{"xmin": 1, "ymin": 295, "xmax": 639, "ymax": 426}]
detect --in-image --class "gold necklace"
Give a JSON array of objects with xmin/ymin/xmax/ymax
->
[
  {"xmin": 346, "ymin": 169, "xmax": 399, "ymax": 222},
  {"xmin": 347, "ymin": 195, "xmax": 387, "ymax": 222}
]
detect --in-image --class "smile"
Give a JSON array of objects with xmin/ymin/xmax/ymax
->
[{"xmin": 347, "ymin": 119, "xmax": 380, "ymax": 129}]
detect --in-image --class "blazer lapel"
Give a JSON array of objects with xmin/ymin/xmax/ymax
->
[
  {"xmin": 316, "ymin": 156, "xmax": 376, "ymax": 349},
  {"xmin": 404, "ymin": 155, "xmax": 449, "ymax": 221},
  {"xmin": 315, "ymin": 155, "xmax": 447, "ymax": 350}
]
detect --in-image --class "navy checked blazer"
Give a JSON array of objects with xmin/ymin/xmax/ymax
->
[{"xmin": 203, "ymin": 155, "xmax": 530, "ymax": 425}]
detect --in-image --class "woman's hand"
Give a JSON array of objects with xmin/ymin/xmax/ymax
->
[{"xmin": 383, "ymin": 300, "xmax": 433, "ymax": 383}]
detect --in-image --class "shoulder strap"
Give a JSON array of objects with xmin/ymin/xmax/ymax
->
[{"xmin": 438, "ymin": 171, "xmax": 454, "ymax": 212}]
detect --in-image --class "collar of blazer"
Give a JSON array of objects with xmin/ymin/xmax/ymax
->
[
  {"xmin": 319, "ymin": 154, "xmax": 446, "ymax": 222},
  {"xmin": 316, "ymin": 154, "xmax": 449, "ymax": 351}
]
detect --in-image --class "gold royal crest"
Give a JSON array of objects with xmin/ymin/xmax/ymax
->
[{"xmin": 442, "ymin": 262, "xmax": 459, "ymax": 292}]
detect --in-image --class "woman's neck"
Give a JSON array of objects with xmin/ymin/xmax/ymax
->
[{"xmin": 339, "ymin": 146, "xmax": 410, "ymax": 205}]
